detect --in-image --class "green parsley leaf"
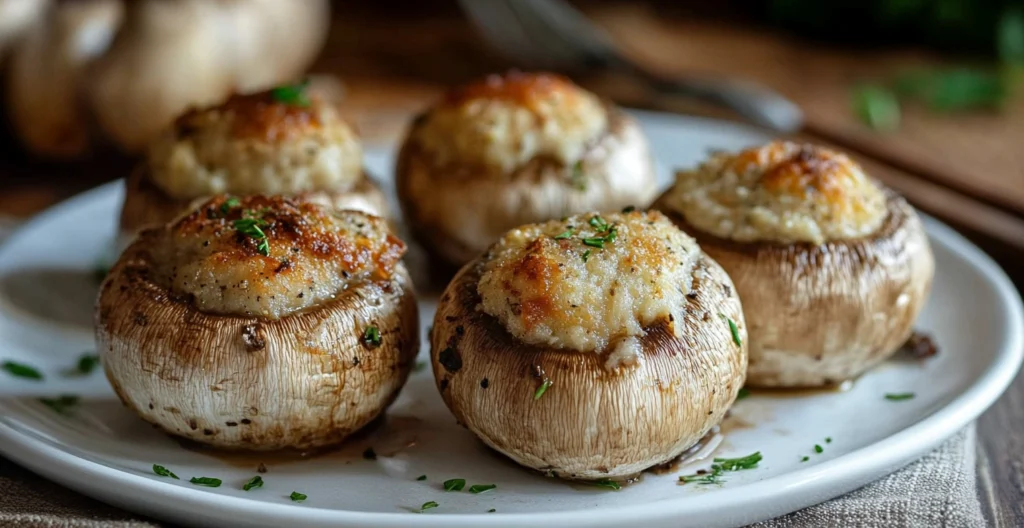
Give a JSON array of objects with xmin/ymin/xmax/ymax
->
[
  {"xmin": 243, "ymin": 476, "xmax": 264, "ymax": 491},
  {"xmin": 443, "ymin": 478, "xmax": 465, "ymax": 492},
  {"xmin": 71, "ymin": 354, "xmax": 100, "ymax": 376},
  {"xmin": 582, "ymin": 237, "xmax": 605, "ymax": 248},
  {"xmin": 256, "ymin": 239, "xmax": 270, "ymax": 257},
  {"xmin": 189, "ymin": 477, "xmax": 222, "ymax": 487},
  {"xmin": 719, "ymin": 313, "xmax": 742, "ymax": 346},
  {"xmin": 362, "ymin": 326, "xmax": 382, "ymax": 348},
  {"xmin": 152, "ymin": 464, "xmax": 179, "ymax": 479},
  {"xmin": 553, "ymin": 227, "xmax": 575, "ymax": 240},
  {"xmin": 419, "ymin": 501, "xmax": 438, "ymax": 512},
  {"xmin": 679, "ymin": 469, "xmax": 723, "ymax": 485},
  {"xmin": 220, "ymin": 197, "xmax": 241, "ymax": 214},
  {"xmin": 885, "ymin": 392, "xmax": 915, "ymax": 401},
  {"xmin": 2, "ymin": 361, "xmax": 43, "ymax": 380},
  {"xmin": 825, "ymin": 437, "xmax": 832, "ymax": 444},
  {"xmin": 469, "ymin": 484, "xmax": 497, "ymax": 494},
  {"xmin": 589, "ymin": 479, "xmax": 621, "ymax": 490},
  {"xmin": 290, "ymin": 491, "xmax": 307, "ymax": 502},
  {"xmin": 588, "ymin": 215, "xmax": 609, "ymax": 231},
  {"xmin": 488, "ymin": 508, "xmax": 497, "ymax": 513},
  {"xmin": 736, "ymin": 387, "xmax": 751, "ymax": 400},
  {"xmin": 39, "ymin": 395, "xmax": 79, "ymax": 414},
  {"xmin": 852, "ymin": 84, "xmax": 900, "ymax": 131},
  {"xmin": 814, "ymin": 444, "xmax": 824, "ymax": 453},
  {"xmin": 534, "ymin": 379, "xmax": 552, "ymax": 400},
  {"xmin": 233, "ymin": 217, "xmax": 270, "ymax": 256},
  {"xmin": 416, "ymin": 475, "xmax": 427, "ymax": 481},
  {"xmin": 570, "ymin": 160, "xmax": 586, "ymax": 191},
  {"xmin": 582, "ymin": 249, "xmax": 592, "ymax": 262},
  {"xmin": 271, "ymin": 81, "xmax": 312, "ymax": 107},
  {"xmin": 713, "ymin": 451, "xmax": 762, "ymax": 471},
  {"xmin": 801, "ymin": 456, "xmax": 809, "ymax": 462}
]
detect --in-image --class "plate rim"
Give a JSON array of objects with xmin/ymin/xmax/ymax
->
[{"xmin": 0, "ymin": 150, "xmax": 1021, "ymax": 527}]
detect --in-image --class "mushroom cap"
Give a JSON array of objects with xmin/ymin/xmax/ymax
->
[
  {"xmin": 653, "ymin": 189, "xmax": 933, "ymax": 387},
  {"xmin": 430, "ymin": 253, "xmax": 746, "ymax": 480},
  {"xmin": 96, "ymin": 197, "xmax": 419, "ymax": 450},
  {"xmin": 396, "ymin": 73, "xmax": 657, "ymax": 267}
]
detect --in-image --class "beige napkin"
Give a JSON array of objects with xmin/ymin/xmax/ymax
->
[{"xmin": 0, "ymin": 222, "xmax": 986, "ymax": 528}]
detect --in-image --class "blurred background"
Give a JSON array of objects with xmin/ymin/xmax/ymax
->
[{"xmin": 0, "ymin": 0, "xmax": 1021, "ymax": 275}]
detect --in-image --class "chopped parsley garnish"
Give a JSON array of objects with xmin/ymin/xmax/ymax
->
[
  {"xmin": 469, "ymin": 484, "xmax": 497, "ymax": 494},
  {"xmin": 362, "ymin": 326, "xmax": 382, "ymax": 348},
  {"xmin": 271, "ymin": 81, "xmax": 312, "ymax": 107},
  {"xmin": 713, "ymin": 452, "xmax": 762, "ymax": 471},
  {"xmin": 589, "ymin": 479, "xmax": 621, "ymax": 490},
  {"xmin": 588, "ymin": 215, "xmax": 609, "ymax": 231},
  {"xmin": 39, "ymin": 395, "xmax": 79, "ymax": 414},
  {"xmin": 570, "ymin": 160, "xmax": 586, "ymax": 190},
  {"xmin": 825, "ymin": 437, "xmax": 832, "ymax": 444},
  {"xmin": 679, "ymin": 451, "xmax": 762, "ymax": 485},
  {"xmin": 553, "ymin": 227, "xmax": 575, "ymax": 240},
  {"xmin": 290, "ymin": 491, "xmax": 307, "ymax": 502},
  {"xmin": 69, "ymin": 354, "xmax": 100, "ymax": 376},
  {"xmin": 488, "ymin": 508, "xmax": 496, "ymax": 513},
  {"xmin": 885, "ymin": 392, "xmax": 915, "ymax": 401},
  {"xmin": 801, "ymin": 456, "xmax": 810, "ymax": 462},
  {"xmin": 582, "ymin": 237, "xmax": 607, "ymax": 248},
  {"xmin": 243, "ymin": 476, "xmax": 263, "ymax": 491},
  {"xmin": 189, "ymin": 477, "xmax": 222, "ymax": 487},
  {"xmin": 582, "ymin": 249, "xmax": 592, "ymax": 262},
  {"xmin": 814, "ymin": 444, "xmax": 824, "ymax": 453},
  {"xmin": 220, "ymin": 197, "xmax": 241, "ymax": 214},
  {"xmin": 443, "ymin": 478, "xmax": 465, "ymax": 492},
  {"xmin": 416, "ymin": 475, "xmax": 427, "ymax": 481},
  {"xmin": 2, "ymin": 361, "xmax": 42, "ymax": 380},
  {"xmin": 719, "ymin": 313, "xmax": 742, "ymax": 346},
  {"xmin": 534, "ymin": 379, "xmax": 552, "ymax": 400},
  {"xmin": 419, "ymin": 501, "xmax": 438, "ymax": 512},
  {"xmin": 152, "ymin": 464, "xmax": 179, "ymax": 479},
  {"xmin": 233, "ymin": 217, "xmax": 270, "ymax": 257},
  {"xmin": 736, "ymin": 387, "xmax": 751, "ymax": 400}
]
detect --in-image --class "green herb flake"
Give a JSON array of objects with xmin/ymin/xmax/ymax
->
[
  {"xmin": 713, "ymin": 451, "xmax": 762, "ymax": 471},
  {"xmin": 825, "ymin": 437, "xmax": 832, "ymax": 444},
  {"xmin": 588, "ymin": 215, "xmax": 609, "ymax": 231},
  {"xmin": 570, "ymin": 160, "xmax": 586, "ymax": 191},
  {"xmin": 582, "ymin": 249, "xmax": 592, "ymax": 262},
  {"xmin": 152, "ymin": 464, "xmax": 179, "ymax": 479},
  {"xmin": 534, "ymin": 379, "xmax": 552, "ymax": 400},
  {"xmin": 553, "ymin": 227, "xmax": 575, "ymax": 240},
  {"xmin": 469, "ymin": 484, "xmax": 497, "ymax": 494},
  {"xmin": 189, "ymin": 477, "xmax": 222, "ymax": 487},
  {"xmin": 443, "ymin": 478, "xmax": 466, "ymax": 492},
  {"xmin": 582, "ymin": 237, "xmax": 605, "ymax": 248},
  {"xmin": 39, "ymin": 395, "xmax": 79, "ymax": 414},
  {"xmin": 814, "ymin": 444, "xmax": 824, "ymax": 454},
  {"xmin": 419, "ymin": 501, "xmax": 438, "ymax": 512},
  {"xmin": 852, "ymin": 84, "xmax": 900, "ymax": 131},
  {"xmin": 362, "ymin": 326, "xmax": 382, "ymax": 348},
  {"xmin": 72, "ymin": 354, "xmax": 100, "ymax": 376},
  {"xmin": 736, "ymin": 387, "xmax": 751, "ymax": 400},
  {"xmin": 232, "ymin": 217, "xmax": 270, "ymax": 256},
  {"xmin": 290, "ymin": 491, "xmax": 307, "ymax": 502},
  {"xmin": 220, "ymin": 197, "xmax": 241, "ymax": 214},
  {"xmin": 2, "ymin": 361, "xmax": 43, "ymax": 380},
  {"xmin": 488, "ymin": 508, "xmax": 497, "ymax": 513},
  {"xmin": 885, "ymin": 392, "xmax": 915, "ymax": 401},
  {"xmin": 679, "ymin": 470, "xmax": 723, "ymax": 485},
  {"xmin": 271, "ymin": 81, "xmax": 312, "ymax": 107},
  {"xmin": 590, "ymin": 478, "xmax": 621, "ymax": 490},
  {"xmin": 801, "ymin": 456, "xmax": 810, "ymax": 462},
  {"xmin": 416, "ymin": 475, "xmax": 427, "ymax": 481},
  {"xmin": 243, "ymin": 476, "xmax": 264, "ymax": 491},
  {"xmin": 718, "ymin": 313, "xmax": 742, "ymax": 346}
]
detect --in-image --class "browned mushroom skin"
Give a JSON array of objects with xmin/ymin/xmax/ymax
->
[
  {"xmin": 97, "ymin": 197, "xmax": 419, "ymax": 450},
  {"xmin": 396, "ymin": 78, "xmax": 656, "ymax": 268},
  {"xmin": 653, "ymin": 189, "xmax": 933, "ymax": 388},
  {"xmin": 430, "ymin": 256, "xmax": 746, "ymax": 480}
]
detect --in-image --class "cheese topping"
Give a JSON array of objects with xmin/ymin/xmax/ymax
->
[
  {"xmin": 146, "ymin": 88, "xmax": 363, "ymax": 200},
  {"xmin": 663, "ymin": 142, "xmax": 888, "ymax": 244},
  {"xmin": 148, "ymin": 196, "xmax": 404, "ymax": 319},
  {"xmin": 410, "ymin": 72, "xmax": 608, "ymax": 174},
  {"xmin": 477, "ymin": 211, "xmax": 699, "ymax": 352}
]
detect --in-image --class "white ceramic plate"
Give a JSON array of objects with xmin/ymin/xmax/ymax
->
[{"xmin": 0, "ymin": 111, "xmax": 1021, "ymax": 528}]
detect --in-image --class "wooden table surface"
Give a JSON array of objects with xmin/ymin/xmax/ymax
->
[{"xmin": 0, "ymin": 1, "xmax": 1021, "ymax": 525}]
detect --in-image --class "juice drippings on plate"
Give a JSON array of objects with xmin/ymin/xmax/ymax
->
[
  {"xmin": 646, "ymin": 427, "xmax": 724, "ymax": 475},
  {"xmin": 747, "ymin": 379, "xmax": 855, "ymax": 398}
]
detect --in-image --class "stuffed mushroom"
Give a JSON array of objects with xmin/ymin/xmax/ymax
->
[
  {"xmin": 119, "ymin": 83, "xmax": 388, "ymax": 243},
  {"xmin": 653, "ymin": 141, "xmax": 934, "ymax": 388},
  {"xmin": 430, "ymin": 210, "xmax": 746, "ymax": 480},
  {"xmin": 397, "ymin": 71, "xmax": 657, "ymax": 268},
  {"xmin": 97, "ymin": 196, "xmax": 418, "ymax": 450}
]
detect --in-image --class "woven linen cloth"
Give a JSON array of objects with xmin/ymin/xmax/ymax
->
[{"xmin": 0, "ymin": 221, "xmax": 986, "ymax": 528}]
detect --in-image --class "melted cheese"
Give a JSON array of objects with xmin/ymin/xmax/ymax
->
[
  {"xmin": 146, "ymin": 89, "xmax": 363, "ymax": 200},
  {"xmin": 147, "ymin": 196, "xmax": 404, "ymax": 319},
  {"xmin": 477, "ymin": 211, "xmax": 699, "ymax": 352},
  {"xmin": 662, "ymin": 141, "xmax": 888, "ymax": 244},
  {"xmin": 410, "ymin": 72, "xmax": 608, "ymax": 174}
]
